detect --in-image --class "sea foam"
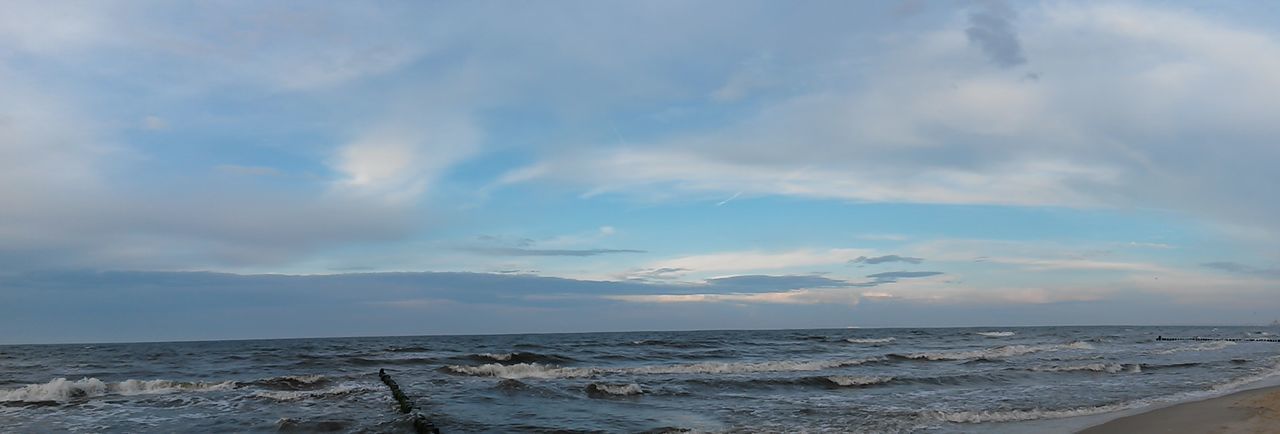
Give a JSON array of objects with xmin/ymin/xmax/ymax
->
[
  {"xmin": 846, "ymin": 337, "xmax": 896, "ymax": 344},
  {"xmin": 896, "ymin": 342, "xmax": 1093, "ymax": 361},
  {"xmin": 824, "ymin": 376, "xmax": 894, "ymax": 387},
  {"xmin": 975, "ymin": 331, "xmax": 1016, "ymax": 337},
  {"xmin": 444, "ymin": 357, "xmax": 883, "ymax": 379},
  {"xmin": 1030, "ymin": 363, "xmax": 1140, "ymax": 374},
  {"xmin": 0, "ymin": 378, "xmax": 235, "ymax": 402},
  {"xmin": 585, "ymin": 383, "xmax": 643, "ymax": 396},
  {"xmin": 1155, "ymin": 340, "xmax": 1236, "ymax": 354}
]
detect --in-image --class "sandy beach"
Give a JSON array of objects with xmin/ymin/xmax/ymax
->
[{"xmin": 1079, "ymin": 386, "xmax": 1280, "ymax": 434}]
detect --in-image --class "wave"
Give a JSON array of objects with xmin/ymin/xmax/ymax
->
[
  {"xmin": 468, "ymin": 352, "xmax": 574, "ymax": 365},
  {"xmin": 0, "ymin": 378, "xmax": 235, "ymax": 402},
  {"xmin": 846, "ymin": 337, "xmax": 896, "ymax": 344},
  {"xmin": 386, "ymin": 346, "xmax": 431, "ymax": 353},
  {"xmin": 1155, "ymin": 341, "xmax": 1236, "ymax": 354},
  {"xmin": 345, "ymin": 356, "xmax": 438, "ymax": 366},
  {"xmin": 586, "ymin": 383, "xmax": 644, "ymax": 397},
  {"xmin": 252, "ymin": 384, "xmax": 374, "ymax": 402},
  {"xmin": 1030, "ymin": 363, "xmax": 1140, "ymax": 374},
  {"xmin": 494, "ymin": 379, "xmax": 530, "ymax": 392},
  {"xmin": 443, "ymin": 357, "xmax": 883, "ymax": 379},
  {"xmin": 938, "ymin": 357, "xmax": 1280, "ymax": 424},
  {"xmin": 628, "ymin": 339, "xmax": 721, "ymax": 349},
  {"xmin": 1207, "ymin": 356, "xmax": 1280, "ymax": 393},
  {"xmin": 976, "ymin": 331, "xmax": 1016, "ymax": 337},
  {"xmin": 930, "ymin": 402, "xmax": 1135, "ymax": 423},
  {"xmin": 823, "ymin": 376, "xmax": 894, "ymax": 387},
  {"xmin": 248, "ymin": 375, "xmax": 329, "ymax": 390},
  {"xmin": 892, "ymin": 342, "xmax": 1092, "ymax": 361}
]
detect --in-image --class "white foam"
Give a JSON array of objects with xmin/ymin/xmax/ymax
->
[
  {"xmin": 937, "ymin": 356, "xmax": 1280, "ymax": 424},
  {"xmin": 446, "ymin": 363, "xmax": 598, "ymax": 379},
  {"xmin": 619, "ymin": 358, "xmax": 880, "ymax": 375},
  {"xmin": 825, "ymin": 376, "xmax": 894, "ymax": 387},
  {"xmin": 478, "ymin": 353, "xmax": 514, "ymax": 361},
  {"xmin": 1030, "ymin": 363, "xmax": 1139, "ymax": 374},
  {"xmin": 901, "ymin": 342, "xmax": 1093, "ymax": 361},
  {"xmin": 1155, "ymin": 340, "xmax": 1236, "ymax": 354},
  {"xmin": 445, "ymin": 357, "xmax": 883, "ymax": 379},
  {"xmin": 931, "ymin": 402, "xmax": 1136, "ymax": 423},
  {"xmin": 252, "ymin": 384, "xmax": 374, "ymax": 402},
  {"xmin": 587, "ymin": 383, "xmax": 643, "ymax": 395},
  {"xmin": 0, "ymin": 378, "xmax": 235, "ymax": 402},
  {"xmin": 976, "ymin": 331, "xmax": 1016, "ymax": 337},
  {"xmin": 846, "ymin": 337, "xmax": 896, "ymax": 344}
]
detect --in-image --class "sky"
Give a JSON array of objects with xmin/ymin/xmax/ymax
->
[{"xmin": 2, "ymin": 0, "xmax": 1280, "ymax": 344}]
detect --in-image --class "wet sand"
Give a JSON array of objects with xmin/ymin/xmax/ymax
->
[{"xmin": 1078, "ymin": 386, "xmax": 1280, "ymax": 434}]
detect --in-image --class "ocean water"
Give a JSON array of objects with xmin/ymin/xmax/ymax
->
[{"xmin": 3, "ymin": 326, "xmax": 1280, "ymax": 433}]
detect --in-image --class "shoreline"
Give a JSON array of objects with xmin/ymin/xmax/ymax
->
[{"xmin": 1076, "ymin": 385, "xmax": 1280, "ymax": 434}]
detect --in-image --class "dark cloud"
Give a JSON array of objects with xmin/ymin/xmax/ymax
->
[
  {"xmin": 965, "ymin": 1, "xmax": 1025, "ymax": 68},
  {"xmin": 866, "ymin": 271, "xmax": 943, "ymax": 282},
  {"xmin": 1201, "ymin": 262, "xmax": 1280, "ymax": 278},
  {"xmin": 462, "ymin": 247, "xmax": 646, "ymax": 257},
  {"xmin": 849, "ymin": 255, "xmax": 924, "ymax": 265}
]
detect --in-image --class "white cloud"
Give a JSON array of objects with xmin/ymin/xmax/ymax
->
[
  {"xmin": 606, "ymin": 287, "xmax": 861, "ymax": 306},
  {"xmin": 332, "ymin": 118, "xmax": 480, "ymax": 202},
  {"xmin": 643, "ymin": 248, "xmax": 873, "ymax": 276},
  {"xmin": 499, "ymin": 3, "xmax": 1280, "ymax": 238}
]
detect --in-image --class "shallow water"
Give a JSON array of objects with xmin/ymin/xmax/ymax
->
[{"xmin": 2, "ymin": 326, "xmax": 1279, "ymax": 432}]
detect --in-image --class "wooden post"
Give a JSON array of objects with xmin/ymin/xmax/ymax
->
[{"xmin": 378, "ymin": 368, "xmax": 441, "ymax": 434}]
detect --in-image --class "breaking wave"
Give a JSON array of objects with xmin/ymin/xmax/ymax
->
[
  {"xmin": 930, "ymin": 402, "xmax": 1136, "ymax": 423},
  {"xmin": 976, "ymin": 331, "xmax": 1016, "ymax": 337},
  {"xmin": 444, "ymin": 357, "xmax": 883, "ymax": 379},
  {"xmin": 252, "ymin": 384, "xmax": 374, "ymax": 402},
  {"xmin": 1030, "ymin": 363, "xmax": 1140, "ymax": 374},
  {"xmin": 468, "ymin": 352, "xmax": 574, "ymax": 365},
  {"xmin": 846, "ymin": 337, "xmax": 896, "ymax": 344},
  {"xmin": 823, "ymin": 376, "xmax": 895, "ymax": 387},
  {"xmin": 893, "ymin": 342, "xmax": 1093, "ymax": 361},
  {"xmin": 248, "ymin": 375, "xmax": 329, "ymax": 390},
  {"xmin": 0, "ymin": 378, "xmax": 235, "ymax": 402},
  {"xmin": 1156, "ymin": 341, "xmax": 1236, "ymax": 354},
  {"xmin": 585, "ymin": 383, "xmax": 643, "ymax": 396}
]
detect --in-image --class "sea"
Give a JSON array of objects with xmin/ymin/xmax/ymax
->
[{"xmin": 3, "ymin": 326, "xmax": 1280, "ymax": 433}]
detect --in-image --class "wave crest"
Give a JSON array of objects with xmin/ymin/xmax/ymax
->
[
  {"xmin": 846, "ymin": 337, "xmax": 896, "ymax": 344},
  {"xmin": 444, "ymin": 357, "xmax": 883, "ymax": 379},
  {"xmin": 976, "ymin": 331, "xmax": 1016, "ymax": 337},
  {"xmin": 586, "ymin": 383, "xmax": 643, "ymax": 396},
  {"xmin": 931, "ymin": 402, "xmax": 1134, "ymax": 423},
  {"xmin": 1030, "ymin": 363, "xmax": 1139, "ymax": 373},
  {"xmin": 824, "ymin": 376, "xmax": 894, "ymax": 387},
  {"xmin": 468, "ymin": 352, "xmax": 574, "ymax": 365},
  {"xmin": 249, "ymin": 375, "xmax": 329, "ymax": 390},
  {"xmin": 1156, "ymin": 341, "xmax": 1236, "ymax": 354},
  {"xmin": 894, "ymin": 342, "xmax": 1093, "ymax": 361},
  {"xmin": 0, "ymin": 378, "xmax": 235, "ymax": 402},
  {"xmin": 252, "ymin": 384, "xmax": 374, "ymax": 402}
]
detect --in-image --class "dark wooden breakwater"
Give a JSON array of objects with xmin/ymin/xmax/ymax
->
[
  {"xmin": 378, "ymin": 368, "xmax": 441, "ymax": 434},
  {"xmin": 1156, "ymin": 336, "xmax": 1280, "ymax": 342}
]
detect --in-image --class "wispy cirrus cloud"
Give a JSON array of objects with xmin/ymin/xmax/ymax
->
[
  {"xmin": 850, "ymin": 255, "xmax": 924, "ymax": 265},
  {"xmin": 462, "ymin": 247, "xmax": 646, "ymax": 257}
]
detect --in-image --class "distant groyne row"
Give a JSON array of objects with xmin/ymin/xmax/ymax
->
[{"xmin": 1156, "ymin": 336, "xmax": 1280, "ymax": 342}]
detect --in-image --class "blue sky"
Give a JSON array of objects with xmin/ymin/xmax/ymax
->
[{"xmin": 3, "ymin": 1, "xmax": 1280, "ymax": 343}]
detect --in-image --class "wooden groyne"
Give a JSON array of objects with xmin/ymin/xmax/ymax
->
[
  {"xmin": 378, "ymin": 368, "xmax": 441, "ymax": 434},
  {"xmin": 1156, "ymin": 336, "xmax": 1280, "ymax": 342}
]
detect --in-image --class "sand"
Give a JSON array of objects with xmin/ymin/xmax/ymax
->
[{"xmin": 1078, "ymin": 386, "xmax": 1280, "ymax": 434}]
